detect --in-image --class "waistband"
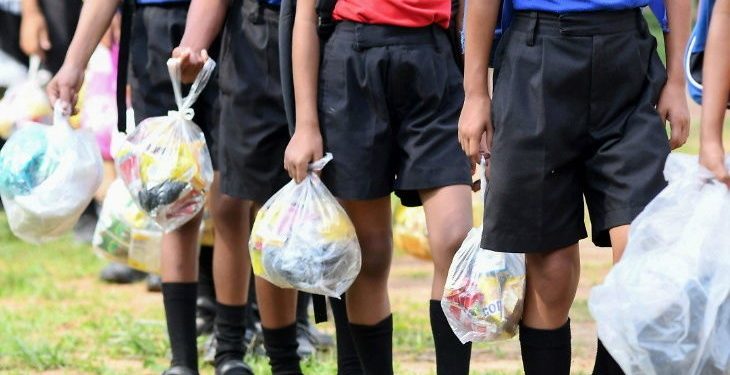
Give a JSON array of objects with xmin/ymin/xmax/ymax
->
[
  {"xmin": 512, "ymin": 8, "xmax": 647, "ymax": 36},
  {"xmin": 334, "ymin": 21, "xmax": 449, "ymax": 50}
]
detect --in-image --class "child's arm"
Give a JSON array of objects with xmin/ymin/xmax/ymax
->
[
  {"xmin": 173, "ymin": 0, "xmax": 228, "ymax": 83},
  {"xmin": 283, "ymin": 0, "xmax": 324, "ymax": 183},
  {"xmin": 657, "ymin": 0, "xmax": 692, "ymax": 149},
  {"xmin": 457, "ymin": 0, "xmax": 500, "ymax": 169},
  {"xmin": 699, "ymin": 0, "xmax": 730, "ymax": 184},
  {"xmin": 46, "ymin": 0, "xmax": 120, "ymax": 107},
  {"xmin": 19, "ymin": 0, "xmax": 50, "ymax": 59}
]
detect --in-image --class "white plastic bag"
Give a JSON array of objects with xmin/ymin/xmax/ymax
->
[
  {"xmin": 93, "ymin": 179, "xmax": 162, "ymax": 274},
  {"xmin": 0, "ymin": 56, "xmax": 52, "ymax": 138},
  {"xmin": 442, "ymin": 159, "xmax": 526, "ymax": 343},
  {"xmin": 0, "ymin": 103, "xmax": 103, "ymax": 243},
  {"xmin": 589, "ymin": 153, "xmax": 730, "ymax": 375},
  {"xmin": 249, "ymin": 154, "xmax": 362, "ymax": 298},
  {"xmin": 114, "ymin": 58, "xmax": 215, "ymax": 232}
]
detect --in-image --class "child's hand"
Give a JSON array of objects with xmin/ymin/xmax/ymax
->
[
  {"xmin": 700, "ymin": 141, "xmax": 730, "ymax": 186},
  {"xmin": 657, "ymin": 81, "xmax": 691, "ymax": 150},
  {"xmin": 47, "ymin": 63, "xmax": 85, "ymax": 111},
  {"xmin": 171, "ymin": 47, "xmax": 208, "ymax": 84},
  {"xmin": 284, "ymin": 125, "xmax": 324, "ymax": 184},
  {"xmin": 459, "ymin": 94, "xmax": 493, "ymax": 171},
  {"xmin": 19, "ymin": 10, "xmax": 51, "ymax": 59}
]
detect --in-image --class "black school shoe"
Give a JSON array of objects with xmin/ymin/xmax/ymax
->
[
  {"xmin": 99, "ymin": 263, "xmax": 147, "ymax": 284},
  {"xmin": 196, "ymin": 297, "xmax": 216, "ymax": 337},
  {"xmin": 298, "ymin": 322, "xmax": 334, "ymax": 350},
  {"xmin": 146, "ymin": 274, "xmax": 162, "ymax": 292},
  {"xmin": 161, "ymin": 366, "xmax": 198, "ymax": 375},
  {"xmin": 216, "ymin": 359, "xmax": 254, "ymax": 375}
]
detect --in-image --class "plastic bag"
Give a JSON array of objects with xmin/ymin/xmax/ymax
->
[
  {"xmin": 589, "ymin": 154, "xmax": 730, "ymax": 375},
  {"xmin": 0, "ymin": 103, "xmax": 103, "ymax": 243},
  {"xmin": 93, "ymin": 179, "xmax": 162, "ymax": 274},
  {"xmin": 80, "ymin": 44, "xmax": 119, "ymax": 160},
  {"xmin": 0, "ymin": 56, "xmax": 52, "ymax": 138},
  {"xmin": 249, "ymin": 154, "xmax": 362, "ymax": 298},
  {"xmin": 114, "ymin": 58, "xmax": 215, "ymax": 232},
  {"xmin": 442, "ymin": 228, "xmax": 526, "ymax": 343},
  {"xmin": 442, "ymin": 159, "xmax": 526, "ymax": 343}
]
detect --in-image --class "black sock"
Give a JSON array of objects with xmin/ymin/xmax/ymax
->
[
  {"xmin": 430, "ymin": 300, "xmax": 471, "ymax": 375},
  {"xmin": 330, "ymin": 295, "xmax": 363, "ymax": 375},
  {"xmin": 214, "ymin": 302, "xmax": 248, "ymax": 367},
  {"xmin": 198, "ymin": 245, "xmax": 215, "ymax": 301},
  {"xmin": 296, "ymin": 292, "xmax": 311, "ymax": 326},
  {"xmin": 262, "ymin": 323, "xmax": 302, "ymax": 375},
  {"xmin": 162, "ymin": 282, "xmax": 199, "ymax": 370},
  {"xmin": 349, "ymin": 315, "xmax": 394, "ymax": 375},
  {"xmin": 519, "ymin": 319, "xmax": 572, "ymax": 375},
  {"xmin": 245, "ymin": 273, "xmax": 259, "ymax": 331},
  {"xmin": 593, "ymin": 339, "xmax": 625, "ymax": 375}
]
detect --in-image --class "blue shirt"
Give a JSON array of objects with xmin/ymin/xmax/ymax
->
[{"xmin": 512, "ymin": 0, "xmax": 649, "ymax": 12}]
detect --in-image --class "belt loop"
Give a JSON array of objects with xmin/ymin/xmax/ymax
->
[{"xmin": 526, "ymin": 12, "xmax": 538, "ymax": 46}]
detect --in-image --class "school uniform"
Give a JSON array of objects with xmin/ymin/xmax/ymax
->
[
  {"xmin": 129, "ymin": 0, "xmax": 220, "ymax": 168},
  {"xmin": 217, "ymin": 0, "xmax": 290, "ymax": 204},
  {"xmin": 482, "ymin": 3, "xmax": 671, "ymax": 374},
  {"xmin": 483, "ymin": 0, "xmax": 670, "ymax": 253},
  {"xmin": 316, "ymin": 2, "xmax": 472, "ymax": 374},
  {"xmin": 320, "ymin": 0, "xmax": 471, "ymax": 208}
]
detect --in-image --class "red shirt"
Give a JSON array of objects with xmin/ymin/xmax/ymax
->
[{"xmin": 333, "ymin": 0, "xmax": 451, "ymax": 29}]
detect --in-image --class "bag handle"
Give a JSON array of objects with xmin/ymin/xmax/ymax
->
[
  {"xmin": 308, "ymin": 153, "xmax": 334, "ymax": 172},
  {"xmin": 52, "ymin": 100, "xmax": 73, "ymax": 131},
  {"xmin": 166, "ymin": 57, "xmax": 216, "ymax": 120}
]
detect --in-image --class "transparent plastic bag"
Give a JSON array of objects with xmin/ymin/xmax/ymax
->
[
  {"xmin": 589, "ymin": 154, "xmax": 730, "ymax": 375},
  {"xmin": 249, "ymin": 154, "xmax": 362, "ymax": 298},
  {"xmin": 442, "ymin": 228, "xmax": 526, "ymax": 343},
  {"xmin": 442, "ymin": 159, "xmax": 526, "ymax": 343},
  {"xmin": 0, "ymin": 103, "xmax": 103, "ymax": 243},
  {"xmin": 93, "ymin": 178, "xmax": 162, "ymax": 273},
  {"xmin": 114, "ymin": 58, "xmax": 215, "ymax": 231},
  {"xmin": 0, "ymin": 56, "xmax": 52, "ymax": 138}
]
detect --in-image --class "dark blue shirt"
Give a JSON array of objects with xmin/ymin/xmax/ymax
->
[{"xmin": 512, "ymin": 0, "xmax": 650, "ymax": 12}]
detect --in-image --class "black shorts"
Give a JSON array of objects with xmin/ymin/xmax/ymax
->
[
  {"xmin": 217, "ymin": 0, "xmax": 290, "ymax": 203},
  {"xmin": 129, "ymin": 3, "xmax": 220, "ymax": 168},
  {"xmin": 482, "ymin": 9, "xmax": 670, "ymax": 253},
  {"xmin": 318, "ymin": 22, "xmax": 471, "ymax": 207}
]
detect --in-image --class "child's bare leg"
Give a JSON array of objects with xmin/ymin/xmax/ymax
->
[
  {"xmin": 209, "ymin": 174, "xmax": 254, "ymax": 368},
  {"xmin": 520, "ymin": 244, "xmax": 580, "ymax": 375},
  {"xmin": 256, "ymin": 278, "xmax": 301, "ymax": 375},
  {"xmin": 160, "ymin": 211, "xmax": 203, "ymax": 371},
  {"xmin": 341, "ymin": 197, "xmax": 393, "ymax": 375},
  {"xmin": 421, "ymin": 185, "xmax": 472, "ymax": 375}
]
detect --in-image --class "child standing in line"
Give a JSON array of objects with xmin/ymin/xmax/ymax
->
[
  {"xmin": 172, "ymin": 0, "xmax": 300, "ymax": 374},
  {"xmin": 45, "ymin": 1, "xmax": 250, "ymax": 374},
  {"xmin": 285, "ymin": 0, "xmax": 474, "ymax": 374},
  {"xmin": 459, "ymin": 1, "xmax": 690, "ymax": 374},
  {"xmin": 699, "ymin": 0, "xmax": 730, "ymax": 182}
]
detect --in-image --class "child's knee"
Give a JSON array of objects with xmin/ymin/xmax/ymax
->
[
  {"xmin": 357, "ymin": 233, "xmax": 393, "ymax": 281},
  {"xmin": 211, "ymin": 195, "xmax": 247, "ymax": 227}
]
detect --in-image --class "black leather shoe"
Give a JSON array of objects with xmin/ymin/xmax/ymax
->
[
  {"xmin": 99, "ymin": 263, "xmax": 146, "ymax": 284},
  {"xmin": 161, "ymin": 365, "xmax": 198, "ymax": 375},
  {"xmin": 215, "ymin": 359, "xmax": 254, "ymax": 375}
]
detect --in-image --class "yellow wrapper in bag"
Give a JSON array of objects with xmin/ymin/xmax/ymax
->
[{"xmin": 249, "ymin": 154, "xmax": 361, "ymax": 298}]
